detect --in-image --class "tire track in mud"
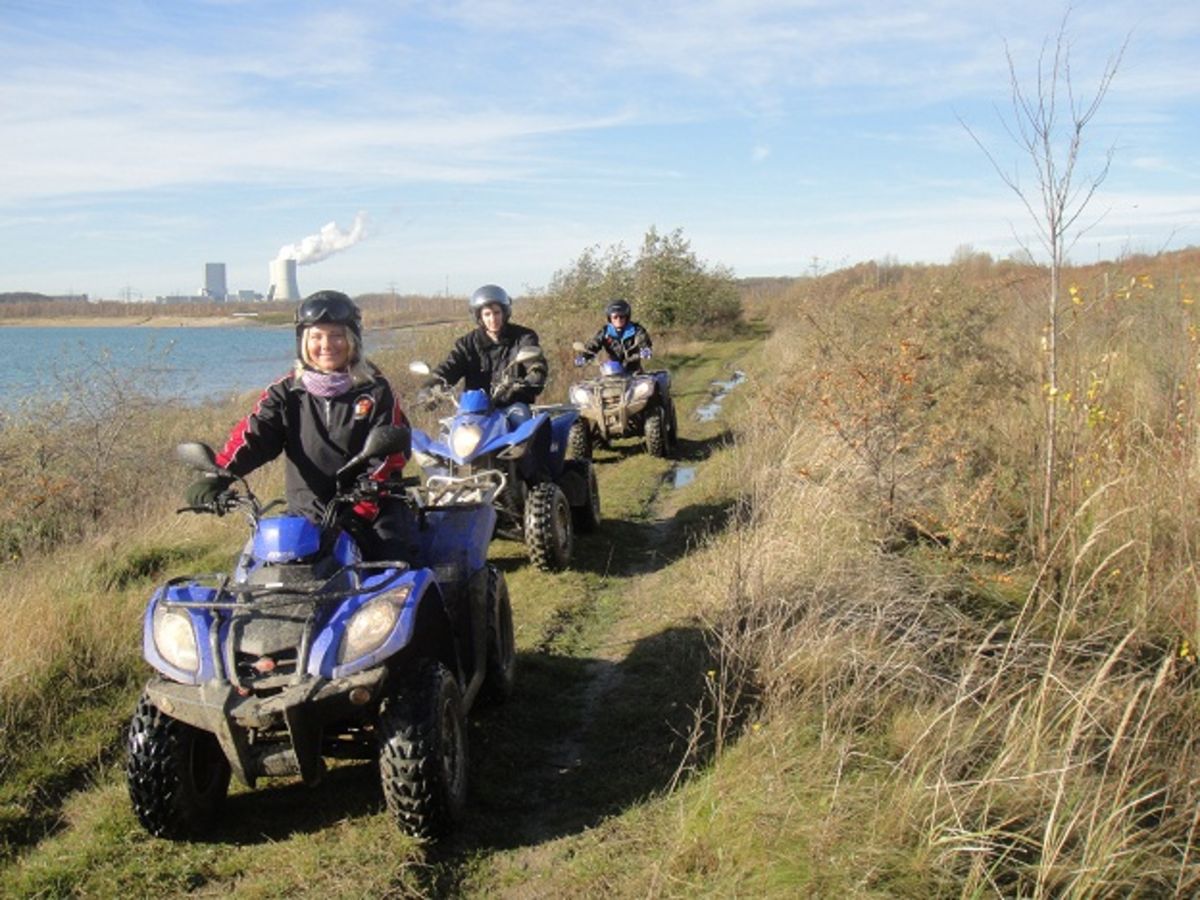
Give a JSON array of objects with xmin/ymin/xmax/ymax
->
[{"xmin": 447, "ymin": 366, "xmax": 749, "ymax": 882}]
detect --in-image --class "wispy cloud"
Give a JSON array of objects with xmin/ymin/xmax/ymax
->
[{"xmin": 1, "ymin": 0, "xmax": 1197, "ymax": 297}]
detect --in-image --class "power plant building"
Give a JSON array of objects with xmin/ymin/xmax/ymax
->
[{"xmin": 204, "ymin": 262, "xmax": 228, "ymax": 301}]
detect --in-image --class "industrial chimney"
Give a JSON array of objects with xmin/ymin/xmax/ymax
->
[{"xmin": 268, "ymin": 258, "xmax": 301, "ymax": 302}]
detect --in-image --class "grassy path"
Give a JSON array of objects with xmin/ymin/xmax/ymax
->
[{"xmin": 0, "ymin": 332, "xmax": 760, "ymax": 899}]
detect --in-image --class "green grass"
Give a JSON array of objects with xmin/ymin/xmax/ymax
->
[
  {"xmin": 10, "ymin": 253, "xmax": 1196, "ymax": 896},
  {"xmin": 0, "ymin": 331, "xmax": 756, "ymax": 898}
]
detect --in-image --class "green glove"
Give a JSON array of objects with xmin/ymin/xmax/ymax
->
[{"xmin": 185, "ymin": 474, "xmax": 234, "ymax": 508}]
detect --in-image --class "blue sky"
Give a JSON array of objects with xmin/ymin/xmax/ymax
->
[{"xmin": 2, "ymin": 1, "xmax": 1198, "ymax": 301}]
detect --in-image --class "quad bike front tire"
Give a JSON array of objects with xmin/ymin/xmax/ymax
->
[
  {"xmin": 481, "ymin": 565, "xmax": 516, "ymax": 703},
  {"xmin": 524, "ymin": 481, "xmax": 573, "ymax": 571},
  {"xmin": 645, "ymin": 406, "xmax": 669, "ymax": 458},
  {"xmin": 378, "ymin": 660, "xmax": 468, "ymax": 838},
  {"xmin": 571, "ymin": 460, "xmax": 602, "ymax": 533},
  {"xmin": 126, "ymin": 693, "xmax": 231, "ymax": 839},
  {"xmin": 567, "ymin": 420, "xmax": 593, "ymax": 460}
]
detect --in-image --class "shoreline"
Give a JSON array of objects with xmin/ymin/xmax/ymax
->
[
  {"xmin": 0, "ymin": 315, "xmax": 456, "ymax": 330},
  {"xmin": 0, "ymin": 315, "xmax": 273, "ymax": 328}
]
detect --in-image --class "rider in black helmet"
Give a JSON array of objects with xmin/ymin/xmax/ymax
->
[
  {"xmin": 185, "ymin": 290, "xmax": 411, "ymax": 561},
  {"xmin": 420, "ymin": 284, "xmax": 547, "ymax": 408},
  {"xmin": 575, "ymin": 298, "xmax": 654, "ymax": 374}
]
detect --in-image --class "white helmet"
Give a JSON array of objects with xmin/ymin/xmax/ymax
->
[{"xmin": 469, "ymin": 284, "xmax": 512, "ymax": 324}]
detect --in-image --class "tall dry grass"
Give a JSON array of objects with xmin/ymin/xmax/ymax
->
[{"xmin": 686, "ymin": 255, "xmax": 1200, "ymax": 894}]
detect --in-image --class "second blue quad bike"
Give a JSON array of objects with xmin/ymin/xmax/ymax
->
[
  {"xmin": 125, "ymin": 426, "xmax": 514, "ymax": 841},
  {"xmin": 409, "ymin": 347, "xmax": 601, "ymax": 572}
]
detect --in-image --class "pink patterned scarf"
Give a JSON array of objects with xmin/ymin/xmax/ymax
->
[{"xmin": 301, "ymin": 369, "xmax": 354, "ymax": 398}]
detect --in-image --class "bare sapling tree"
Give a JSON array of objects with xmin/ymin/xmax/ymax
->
[{"xmin": 962, "ymin": 11, "xmax": 1127, "ymax": 560}]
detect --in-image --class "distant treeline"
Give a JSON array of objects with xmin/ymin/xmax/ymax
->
[
  {"xmin": 0, "ymin": 291, "xmax": 89, "ymax": 304},
  {"xmin": 0, "ymin": 291, "xmax": 464, "ymax": 328}
]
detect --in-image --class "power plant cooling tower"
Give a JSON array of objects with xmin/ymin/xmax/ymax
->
[{"xmin": 268, "ymin": 258, "xmax": 301, "ymax": 302}]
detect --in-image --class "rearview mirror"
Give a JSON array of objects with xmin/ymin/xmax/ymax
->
[
  {"xmin": 513, "ymin": 346, "xmax": 544, "ymax": 366},
  {"xmin": 177, "ymin": 441, "xmax": 222, "ymax": 474},
  {"xmin": 336, "ymin": 425, "xmax": 413, "ymax": 484}
]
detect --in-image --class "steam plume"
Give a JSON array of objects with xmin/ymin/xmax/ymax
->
[{"xmin": 276, "ymin": 211, "xmax": 369, "ymax": 265}]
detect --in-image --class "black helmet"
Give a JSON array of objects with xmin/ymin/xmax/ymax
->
[
  {"xmin": 606, "ymin": 298, "xmax": 632, "ymax": 320},
  {"xmin": 295, "ymin": 290, "xmax": 362, "ymax": 358},
  {"xmin": 469, "ymin": 284, "xmax": 512, "ymax": 324}
]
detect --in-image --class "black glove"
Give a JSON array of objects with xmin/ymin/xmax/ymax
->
[
  {"xmin": 417, "ymin": 376, "xmax": 443, "ymax": 410},
  {"xmin": 492, "ymin": 384, "xmax": 516, "ymax": 406},
  {"xmin": 185, "ymin": 474, "xmax": 234, "ymax": 508},
  {"xmin": 415, "ymin": 387, "xmax": 438, "ymax": 411}
]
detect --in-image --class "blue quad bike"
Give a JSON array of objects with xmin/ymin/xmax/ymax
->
[
  {"xmin": 567, "ymin": 340, "xmax": 678, "ymax": 459},
  {"xmin": 409, "ymin": 348, "xmax": 601, "ymax": 572},
  {"xmin": 125, "ymin": 426, "xmax": 515, "ymax": 840}
]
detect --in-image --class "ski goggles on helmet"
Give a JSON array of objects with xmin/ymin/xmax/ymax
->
[{"xmin": 295, "ymin": 291, "xmax": 361, "ymax": 328}]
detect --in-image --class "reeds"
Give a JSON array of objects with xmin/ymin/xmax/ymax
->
[{"xmin": 684, "ymin": 258, "xmax": 1200, "ymax": 894}]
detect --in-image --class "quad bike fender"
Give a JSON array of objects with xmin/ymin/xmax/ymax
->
[
  {"xmin": 481, "ymin": 409, "xmax": 550, "ymax": 458},
  {"xmin": 546, "ymin": 409, "xmax": 579, "ymax": 469},
  {"xmin": 411, "ymin": 425, "xmax": 451, "ymax": 460},
  {"xmin": 310, "ymin": 568, "xmax": 439, "ymax": 680},
  {"xmin": 142, "ymin": 584, "xmax": 221, "ymax": 685}
]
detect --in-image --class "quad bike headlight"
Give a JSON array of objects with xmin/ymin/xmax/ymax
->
[
  {"xmin": 153, "ymin": 605, "xmax": 199, "ymax": 673},
  {"xmin": 338, "ymin": 586, "xmax": 412, "ymax": 664},
  {"xmin": 569, "ymin": 385, "xmax": 592, "ymax": 407},
  {"xmin": 631, "ymin": 378, "xmax": 656, "ymax": 402},
  {"xmin": 450, "ymin": 423, "xmax": 483, "ymax": 459}
]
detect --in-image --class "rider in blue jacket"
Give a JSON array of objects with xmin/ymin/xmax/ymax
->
[{"xmin": 575, "ymin": 299, "xmax": 653, "ymax": 373}]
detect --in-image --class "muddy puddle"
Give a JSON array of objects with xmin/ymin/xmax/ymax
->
[
  {"xmin": 695, "ymin": 370, "xmax": 747, "ymax": 422},
  {"xmin": 669, "ymin": 466, "xmax": 696, "ymax": 489}
]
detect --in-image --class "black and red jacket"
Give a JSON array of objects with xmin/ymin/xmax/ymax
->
[{"xmin": 215, "ymin": 367, "xmax": 408, "ymax": 523}]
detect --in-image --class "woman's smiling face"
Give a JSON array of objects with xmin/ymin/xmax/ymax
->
[{"xmin": 305, "ymin": 323, "xmax": 351, "ymax": 372}]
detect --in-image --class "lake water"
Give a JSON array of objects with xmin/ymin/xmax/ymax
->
[{"xmin": 2, "ymin": 325, "xmax": 405, "ymax": 409}]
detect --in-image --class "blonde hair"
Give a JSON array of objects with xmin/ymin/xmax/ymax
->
[{"xmin": 296, "ymin": 326, "xmax": 375, "ymax": 385}]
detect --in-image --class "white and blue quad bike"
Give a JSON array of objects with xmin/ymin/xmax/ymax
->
[
  {"xmin": 566, "ymin": 340, "xmax": 678, "ymax": 460},
  {"xmin": 125, "ymin": 426, "xmax": 515, "ymax": 841},
  {"xmin": 409, "ymin": 348, "xmax": 601, "ymax": 572}
]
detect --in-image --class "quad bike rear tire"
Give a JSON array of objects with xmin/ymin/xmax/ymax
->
[
  {"xmin": 571, "ymin": 460, "xmax": 602, "ymax": 533},
  {"xmin": 126, "ymin": 693, "xmax": 231, "ymax": 839},
  {"xmin": 645, "ymin": 406, "xmax": 669, "ymax": 458},
  {"xmin": 481, "ymin": 565, "xmax": 516, "ymax": 703},
  {"xmin": 524, "ymin": 481, "xmax": 573, "ymax": 571},
  {"xmin": 567, "ymin": 420, "xmax": 592, "ymax": 460},
  {"xmin": 378, "ymin": 660, "xmax": 468, "ymax": 838}
]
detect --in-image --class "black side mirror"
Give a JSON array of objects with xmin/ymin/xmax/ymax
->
[
  {"xmin": 336, "ymin": 425, "xmax": 412, "ymax": 484},
  {"xmin": 513, "ymin": 346, "xmax": 545, "ymax": 367},
  {"xmin": 177, "ymin": 441, "xmax": 224, "ymax": 475}
]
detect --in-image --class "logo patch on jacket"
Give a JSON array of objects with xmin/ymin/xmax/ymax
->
[{"xmin": 354, "ymin": 397, "xmax": 374, "ymax": 420}]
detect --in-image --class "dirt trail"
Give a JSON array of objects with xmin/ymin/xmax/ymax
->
[{"xmin": 425, "ymin": 365, "xmax": 749, "ymax": 895}]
